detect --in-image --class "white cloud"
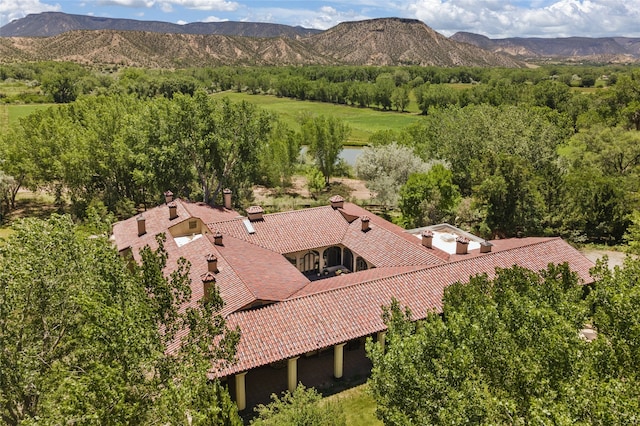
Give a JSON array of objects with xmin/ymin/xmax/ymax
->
[
  {"xmin": 99, "ymin": 0, "xmax": 237, "ymax": 12},
  {"xmin": 202, "ymin": 15, "xmax": 228, "ymax": 22},
  {"xmin": 98, "ymin": 0, "xmax": 155, "ymax": 7},
  {"xmin": 165, "ymin": 0, "xmax": 238, "ymax": 11},
  {"xmin": 239, "ymin": 5, "xmax": 371, "ymax": 30},
  {"xmin": 0, "ymin": 0, "xmax": 60, "ymax": 25},
  {"xmin": 406, "ymin": 0, "xmax": 640, "ymax": 37}
]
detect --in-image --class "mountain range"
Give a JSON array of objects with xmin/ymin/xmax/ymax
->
[
  {"xmin": 450, "ymin": 32, "xmax": 640, "ymax": 64},
  {"xmin": 1, "ymin": 12, "xmax": 638, "ymax": 68}
]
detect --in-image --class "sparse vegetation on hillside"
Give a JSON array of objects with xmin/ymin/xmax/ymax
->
[{"xmin": 0, "ymin": 18, "xmax": 521, "ymax": 68}]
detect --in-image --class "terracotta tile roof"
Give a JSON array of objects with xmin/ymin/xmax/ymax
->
[
  {"xmin": 215, "ymin": 237, "xmax": 594, "ymax": 376},
  {"xmin": 208, "ymin": 203, "xmax": 447, "ymax": 268},
  {"xmin": 111, "ymin": 199, "xmax": 256, "ymax": 317},
  {"xmin": 112, "ymin": 199, "xmax": 239, "ymax": 261},
  {"xmin": 112, "ymin": 198, "xmax": 596, "ymax": 380},
  {"xmin": 291, "ymin": 265, "xmax": 428, "ymax": 297},
  {"xmin": 210, "ymin": 206, "xmax": 350, "ymax": 254},
  {"xmin": 341, "ymin": 216, "xmax": 444, "ymax": 267},
  {"xmin": 211, "ymin": 231, "xmax": 309, "ymax": 303},
  {"xmin": 170, "ymin": 234, "xmax": 255, "ymax": 317}
]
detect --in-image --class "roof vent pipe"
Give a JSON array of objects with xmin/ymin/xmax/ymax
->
[
  {"xmin": 456, "ymin": 236, "xmax": 469, "ymax": 255},
  {"xmin": 480, "ymin": 241, "xmax": 493, "ymax": 253},
  {"xmin": 330, "ymin": 195, "xmax": 344, "ymax": 209},
  {"xmin": 421, "ymin": 229, "xmax": 433, "ymax": 248},
  {"xmin": 168, "ymin": 202, "xmax": 178, "ymax": 220},
  {"xmin": 164, "ymin": 190, "xmax": 174, "ymax": 204},
  {"xmin": 206, "ymin": 253, "xmax": 219, "ymax": 273},
  {"xmin": 247, "ymin": 205, "xmax": 264, "ymax": 222},
  {"xmin": 361, "ymin": 216, "xmax": 370, "ymax": 232},
  {"xmin": 223, "ymin": 188, "xmax": 232, "ymax": 210},
  {"xmin": 214, "ymin": 231, "xmax": 223, "ymax": 246},
  {"xmin": 137, "ymin": 214, "xmax": 146, "ymax": 236}
]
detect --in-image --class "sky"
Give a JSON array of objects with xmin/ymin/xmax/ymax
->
[{"xmin": 1, "ymin": 0, "xmax": 640, "ymax": 39}]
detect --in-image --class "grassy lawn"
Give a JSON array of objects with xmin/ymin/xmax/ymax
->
[
  {"xmin": 0, "ymin": 190, "xmax": 59, "ymax": 242},
  {"xmin": 6, "ymin": 104, "xmax": 55, "ymax": 126},
  {"xmin": 325, "ymin": 384, "xmax": 382, "ymax": 426},
  {"xmin": 212, "ymin": 92, "xmax": 424, "ymax": 146}
]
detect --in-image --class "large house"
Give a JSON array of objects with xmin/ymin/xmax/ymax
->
[{"xmin": 111, "ymin": 191, "xmax": 595, "ymax": 410}]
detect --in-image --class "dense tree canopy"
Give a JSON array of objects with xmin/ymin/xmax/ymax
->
[
  {"xmin": 0, "ymin": 91, "xmax": 278, "ymax": 217},
  {"xmin": 399, "ymin": 164, "xmax": 460, "ymax": 228},
  {"xmin": 0, "ymin": 215, "xmax": 241, "ymax": 425},
  {"xmin": 367, "ymin": 262, "xmax": 640, "ymax": 425},
  {"xmin": 3, "ymin": 63, "xmax": 640, "ymax": 241}
]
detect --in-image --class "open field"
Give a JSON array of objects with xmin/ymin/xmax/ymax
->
[
  {"xmin": 212, "ymin": 92, "xmax": 424, "ymax": 145},
  {"xmin": 1, "ymin": 103, "xmax": 56, "ymax": 133}
]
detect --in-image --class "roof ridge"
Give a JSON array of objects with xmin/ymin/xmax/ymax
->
[
  {"xmin": 238, "ymin": 237, "xmax": 570, "ymax": 311},
  {"xmin": 287, "ymin": 265, "xmax": 432, "ymax": 300},
  {"xmin": 259, "ymin": 204, "xmax": 334, "ymax": 218},
  {"xmin": 446, "ymin": 236, "xmax": 562, "ymax": 266}
]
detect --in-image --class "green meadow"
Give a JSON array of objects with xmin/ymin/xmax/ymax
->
[
  {"xmin": 1, "ymin": 92, "xmax": 426, "ymax": 146},
  {"xmin": 325, "ymin": 384, "xmax": 382, "ymax": 426},
  {"xmin": 212, "ymin": 92, "xmax": 424, "ymax": 146},
  {"xmin": 1, "ymin": 104, "xmax": 55, "ymax": 131}
]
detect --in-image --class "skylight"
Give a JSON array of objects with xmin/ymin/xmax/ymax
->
[
  {"xmin": 174, "ymin": 233, "xmax": 203, "ymax": 247},
  {"xmin": 243, "ymin": 219, "xmax": 256, "ymax": 234}
]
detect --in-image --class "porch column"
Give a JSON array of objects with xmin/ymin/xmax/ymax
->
[
  {"xmin": 377, "ymin": 331, "xmax": 386, "ymax": 352},
  {"xmin": 334, "ymin": 342, "xmax": 347, "ymax": 379},
  {"xmin": 318, "ymin": 248, "xmax": 325, "ymax": 271},
  {"xmin": 287, "ymin": 356, "xmax": 300, "ymax": 392},
  {"xmin": 234, "ymin": 372, "xmax": 247, "ymax": 411}
]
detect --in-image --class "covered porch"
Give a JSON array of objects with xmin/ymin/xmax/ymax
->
[{"xmin": 226, "ymin": 333, "xmax": 384, "ymax": 414}]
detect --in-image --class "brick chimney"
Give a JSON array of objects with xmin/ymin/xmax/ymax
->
[
  {"xmin": 421, "ymin": 229, "xmax": 433, "ymax": 248},
  {"xmin": 361, "ymin": 216, "xmax": 370, "ymax": 232},
  {"xmin": 223, "ymin": 188, "xmax": 232, "ymax": 210},
  {"xmin": 206, "ymin": 253, "xmax": 219, "ymax": 273},
  {"xmin": 164, "ymin": 190, "xmax": 174, "ymax": 204},
  {"xmin": 456, "ymin": 236, "xmax": 469, "ymax": 255},
  {"xmin": 201, "ymin": 272, "xmax": 216, "ymax": 303},
  {"xmin": 480, "ymin": 241, "xmax": 493, "ymax": 253},
  {"xmin": 247, "ymin": 205, "xmax": 264, "ymax": 222},
  {"xmin": 137, "ymin": 214, "xmax": 146, "ymax": 236},
  {"xmin": 168, "ymin": 202, "xmax": 178, "ymax": 220},
  {"xmin": 214, "ymin": 231, "xmax": 223, "ymax": 246},
  {"xmin": 330, "ymin": 195, "xmax": 344, "ymax": 209}
]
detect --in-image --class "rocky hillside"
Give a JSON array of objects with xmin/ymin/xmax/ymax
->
[
  {"xmin": 0, "ymin": 11, "xmax": 320, "ymax": 38},
  {"xmin": 0, "ymin": 30, "xmax": 333, "ymax": 67},
  {"xmin": 308, "ymin": 18, "xmax": 520, "ymax": 67},
  {"xmin": 0, "ymin": 16, "xmax": 522, "ymax": 68},
  {"xmin": 451, "ymin": 32, "xmax": 640, "ymax": 63}
]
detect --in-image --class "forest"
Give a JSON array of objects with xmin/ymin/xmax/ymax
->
[{"xmin": 2, "ymin": 62, "xmax": 640, "ymax": 243}]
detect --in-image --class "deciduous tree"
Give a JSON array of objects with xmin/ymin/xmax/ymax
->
[
  {"xmin": 399, "ymin": 164, "xmax": 460, "ymax": 228},
  {"xmin": 250, "ymin": 384, "xmax": 345, "ymax": 426},
  {"xmin": 0, "ymin": 216, "xmax": 240, "ymax": 425},
  {"xmin": 367, "ymin": 262, "xmax": 640, "ymax": 425},
  {"xmin": 300, "ymin": 115, "xmax": 350, "ymax": 185},
  {"xmin": 356, "ymin": 142, "xmax": 432, "ymax": 209}
]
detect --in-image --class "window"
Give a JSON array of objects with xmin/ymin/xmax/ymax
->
[
  {"xmin": 323, "ymin": 246, "xmax": 342, "ymax": 268},
  {"xmin": 343, "ymin": 248, "xmax": 354, "ymax": 271},
  {"xmin": 355, "ymin": 256, "xmax": 368, "ymax": 271},
  {"xmin": 301, "ymin": 250, "xmax": 319, "ymax": 273},
  {"xmin": 189, "ymin": 220, "xmax": 197, "ymax": 230}
]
